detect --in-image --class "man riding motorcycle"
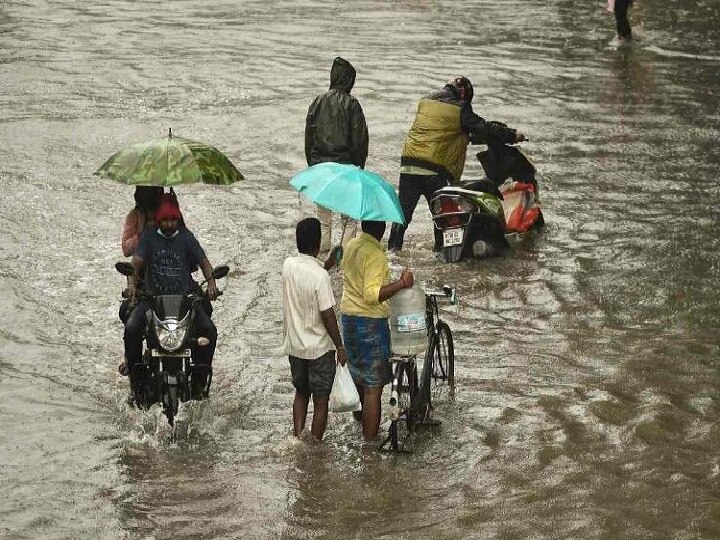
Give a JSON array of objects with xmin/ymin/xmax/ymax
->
[{"xmin": 124, "ymin": 195, "xmax": 220, "ymax": 400}]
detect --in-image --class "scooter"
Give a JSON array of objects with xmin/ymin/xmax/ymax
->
[
  {"xmin": 430, "ymin": 135, "xmax": 544, "ymax": 263},
  {"xmin": 116, "ymin": 262, "xmax": 229, "ymax": 426}
]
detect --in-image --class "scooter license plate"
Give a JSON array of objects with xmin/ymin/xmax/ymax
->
[
  {"xmin": 443, "ymin": 228, "xmax": 464, "ymax": 247},
  {"xmin": 151, "ymin": 349, "xmax": 191, "ymax": 357}
]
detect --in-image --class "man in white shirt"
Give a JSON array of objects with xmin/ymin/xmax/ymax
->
[{"xmin": 281, "ymin": 218, "xmax": 347, "ymax": 441}]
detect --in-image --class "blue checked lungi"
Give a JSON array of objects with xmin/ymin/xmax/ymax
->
[{"xmin": 341, "ymin": 314, "xmax": 392, "ymax": 388}]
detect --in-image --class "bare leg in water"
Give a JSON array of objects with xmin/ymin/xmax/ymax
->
[
  {"xmin": 293, "ymin": 391, "xmax": 330, "ymax": 440},
  {"xmin": 361, "ymin": 386, "xmax": 384, "ymax": 440}
]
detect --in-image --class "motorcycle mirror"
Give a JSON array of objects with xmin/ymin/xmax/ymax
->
[
  {"xmin": 115, "ymin": 261, "xmax": 134, "ymax": 276},
  {"xmin": 212, "ymin": 265, "xmax": 230, "ymax": 280}
]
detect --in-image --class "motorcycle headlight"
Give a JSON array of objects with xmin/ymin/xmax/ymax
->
[{"xmin": 154, "ymin": 315, "xmax": 190, "ymax": 352}]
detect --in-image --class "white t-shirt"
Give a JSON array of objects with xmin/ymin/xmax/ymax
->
[{"xmin": 281, "ymin": 254, "xmax": 336, "ymax": 360}]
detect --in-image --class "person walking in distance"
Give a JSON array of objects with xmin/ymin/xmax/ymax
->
[
  {"xmin": 613, "ymin": 0, "xmax": 634, "ymax": 42},
  {"xmin": 305, "ymin": 57, "xmax": 369, "ymax": 251}
]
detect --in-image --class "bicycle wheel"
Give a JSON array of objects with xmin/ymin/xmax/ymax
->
[
  {"xmin": 434, "ymin": 321, "xmax": 455, "ymax": 388},
  {"xmin": 389, "ymin": 361, "xmax": 418, "ymax": 450},
  {"xmin": 415, "ymin": 342, "xmax": 434, "ymax": 422}
]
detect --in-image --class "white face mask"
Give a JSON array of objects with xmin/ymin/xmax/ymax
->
[{"xmin": 157, "ymin": 227, "xmax": 179, "ymax": 239}]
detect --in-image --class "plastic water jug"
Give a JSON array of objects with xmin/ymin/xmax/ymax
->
[{"xmin": 389, "ymin": 286, "xmax": 427, "ymax": 355}]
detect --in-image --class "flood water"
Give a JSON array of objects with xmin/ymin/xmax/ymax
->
[{"xmin": 2, "ymin": 0, "xmax": 720, "ymax": 538}]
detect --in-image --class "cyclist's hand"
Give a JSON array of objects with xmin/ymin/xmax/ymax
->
[
  {"xmin": 126, "ymin": 284, "xmax": 136, "ymax": 301},
  {"xmin": 336, "ymin": 347, "xmax": 347, "ymax": 367},
  {"xmin": 400, "ymin": 269, "xmax": 414, "ymax": 288},
  {"xmin": 515, "ymin": 131, "xmax": 527, "ymax": 143},
  {"xmin": 207, "ymin": 280, "xmax": 220, "ymax": 301}
]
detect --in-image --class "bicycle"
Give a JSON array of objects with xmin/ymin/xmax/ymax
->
[{"xmin": 381, "ymin": 285, "xmax": 457, "ymax": 452}]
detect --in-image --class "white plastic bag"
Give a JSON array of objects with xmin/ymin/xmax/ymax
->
[{"xmin": 328, "ymin": 364, "xmax": 361, "ymax": 413}]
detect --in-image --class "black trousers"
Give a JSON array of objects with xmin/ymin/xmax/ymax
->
[
  {"xmin": 615, "ymin": 0, "xmax": 633, "ymax": 39},
  {"xmin": 388, "ymin": 172, "xmax": 449, "ymax": 251}
]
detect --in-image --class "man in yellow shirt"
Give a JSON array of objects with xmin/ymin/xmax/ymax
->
[{"xmin": 341, "ymin": 221, "xmax": 414, "ymax": 440}]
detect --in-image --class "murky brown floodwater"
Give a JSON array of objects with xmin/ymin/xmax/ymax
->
[{"xmin": 2, "ymin": 0, "xmax": 720, "ymax": 538}]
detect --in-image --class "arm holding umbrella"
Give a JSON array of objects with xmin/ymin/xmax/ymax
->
[{"xmin": 126, "ymin": 254, "xmax": 146, "ymax": 301}]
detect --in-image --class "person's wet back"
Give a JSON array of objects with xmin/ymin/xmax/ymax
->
[
  {"xmin": 281, "ymin": 218, "xmax": 346, "ymax": 441},
  {"xmin": 340, "ymin": 220, "xmax": 414, "ymax": 440}
]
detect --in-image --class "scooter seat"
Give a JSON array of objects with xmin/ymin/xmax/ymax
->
[{"xmin": 460, "ymin": 180, "xmax": 503, "ymax": 199}]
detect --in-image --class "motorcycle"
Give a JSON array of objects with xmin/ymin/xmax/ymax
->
[
  {"xmin": 115, "ymin": 262, "xmax": 229, "ymax": 426},
  {"xmin": 430, "ymin": 134, "xmax": 544, "ymax": 263}
]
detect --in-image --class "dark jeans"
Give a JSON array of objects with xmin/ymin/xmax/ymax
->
[
  {"xmin": 615, "ymin": 0, "xmax": 633, "ymax": 39},
  {"xmin": 388, "ymin": 172, "xmax": 449, "ymax": 251},
  {"xmin": 123, "ymin": 300, "xmax": 217, "ymax": 378}
]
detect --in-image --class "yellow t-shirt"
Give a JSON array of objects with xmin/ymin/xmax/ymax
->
[{"xmin": 340, "ymin": 233, "xmax": 391, "ymax": 318}]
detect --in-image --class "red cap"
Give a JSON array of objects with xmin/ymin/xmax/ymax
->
[{"xmin": 156, "ymin": 194, "xmax": 181, "ymax": 222}]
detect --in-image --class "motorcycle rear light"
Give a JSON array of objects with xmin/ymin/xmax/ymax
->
[
  {"xmin": 440, "ymin": 199, "xmax": 460, "ymax": 213},
  {"xmin": 458, "ymin": 199, "xmax": 476, "ymax": 212}
]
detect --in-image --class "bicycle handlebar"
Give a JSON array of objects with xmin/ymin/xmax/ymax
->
[{"xmin": 424, "ymin": 285, "xmax": 458, "ymax": 305}]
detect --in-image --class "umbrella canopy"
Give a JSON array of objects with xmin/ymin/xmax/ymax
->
[
  {"xmin": 94, "ymin": 130, "xmax": 244, "ymax": 186},
  {"xmin": 290, "ymin": 162, "xmax": 404, "ymax": 224}
]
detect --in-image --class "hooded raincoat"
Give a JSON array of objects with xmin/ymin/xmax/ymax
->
[{"xmin": 305, "ymin": 57, "xmax": 369, "ymax": 168}]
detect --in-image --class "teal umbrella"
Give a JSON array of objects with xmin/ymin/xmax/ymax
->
[
  {"xmin": 289, "ymin": 162, "xmax": 404, "ymax": 224},
  {"xmin": 94, "ymin": 129, "xmax": 244, "ymax": 186}
]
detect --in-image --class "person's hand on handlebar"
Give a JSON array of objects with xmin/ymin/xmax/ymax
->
[
  {"xmin": 206, "ymin": 279, "xmax": 220, "ymax": 301},
  {"xmin": 126, "ymin": 284, "xmax": 136, "ymax": 301},
  {"xmin": 515, "ymin": 132, "xmax": 527, "ymax": 143}
]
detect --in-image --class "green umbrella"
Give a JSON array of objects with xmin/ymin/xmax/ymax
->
[{"xmin": 94, "ymin": 129, "xmax": 244, "ymax": 186}]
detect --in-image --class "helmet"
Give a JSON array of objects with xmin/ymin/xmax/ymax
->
[{"xmin": 448, "ymin": 76, "xmax": 474, "ymax": 102}]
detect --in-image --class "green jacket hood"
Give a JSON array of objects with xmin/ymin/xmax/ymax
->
[{"xmin": 329, "ymin": 57, "xmax": 356, "ymax": 93}]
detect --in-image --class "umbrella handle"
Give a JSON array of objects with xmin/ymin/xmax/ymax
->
[{"xmin": 340, "ymin": 216, "xmax": 348, "ymax": 243}]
